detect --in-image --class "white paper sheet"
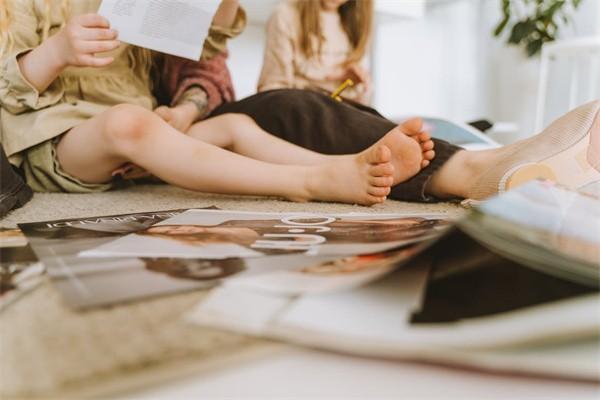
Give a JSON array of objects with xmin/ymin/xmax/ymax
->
[{"xmin": 98, "ymin": 0, "xmax": 220, "ymax": 60}]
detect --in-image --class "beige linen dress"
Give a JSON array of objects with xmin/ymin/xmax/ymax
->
[{"xmin": 0, "ymin": 0, "xmax": 245, "ymax": 192}]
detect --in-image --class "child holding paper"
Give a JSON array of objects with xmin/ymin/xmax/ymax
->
[
  {"xmin": 258, "ymin": 0, "xmax": 373, "ymax": 104},
  {"xmin": 0, "ymin": 0, "xmax": 435, "ymax": 206}
]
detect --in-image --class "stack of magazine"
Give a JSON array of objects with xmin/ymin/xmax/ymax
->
[
  {"xmin": 184, "ymin": 181, "xmax": 599, "ymax": 380},
  {"xmin": 16, "ymin": 181, "xmax": 599, "ymax": 380}
]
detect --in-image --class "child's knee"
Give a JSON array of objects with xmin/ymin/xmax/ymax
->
[{"xmin": 103, "ymin": 104, "xmax": 155, "ymax": 149}]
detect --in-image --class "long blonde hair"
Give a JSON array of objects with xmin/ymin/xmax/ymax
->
[
  {"xmin": 296, "ymin": 0, "xmax": 373, "ymax": 64},
  {"xmin": 0, "ymin": 0, "xmax": 152, "ymax": 77},
  {"xmin": 0, "ymin": 0, "xmax": 70, "ymax": 58}
]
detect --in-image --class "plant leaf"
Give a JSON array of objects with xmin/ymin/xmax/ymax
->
[{"xmin": 526, "ymin": 38, "xmax": 544, "ymax": 57}]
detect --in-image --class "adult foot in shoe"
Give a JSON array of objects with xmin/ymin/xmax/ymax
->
[
  {"xmin": 427, "ymin": 100, "xmax": 600, "ymax": 201},
  {"xmin": 466, "ymin": 100, "xmax": 600, "ymax": 200}
]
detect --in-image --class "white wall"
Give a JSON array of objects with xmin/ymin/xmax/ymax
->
[
  {"xmin": 372, "ymin": 0, "xmax": 486, "ymax": 122},
  {"xmin": 228, "ymin": 0, "xmax": 600, "ymax": 142}
]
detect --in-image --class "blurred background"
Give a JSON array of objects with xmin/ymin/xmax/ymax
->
[{"xmin": 228, "ymin": 0, "xmax": 600, "ymax": 143}]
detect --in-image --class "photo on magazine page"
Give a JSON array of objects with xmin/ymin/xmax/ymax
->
[
  {"xmin": 18, "ymin": 207, "xmax": 218, "ymax": 309},
  {"xmin": 79, "ymin": 210, "xmax": 453, "ymax": 260},
  {"xmin": 0, "ymin": 228, "xmax": 45, "ymax": 310},
  {"xmin": 190, "ymin": 245, "xmax": 424, "ymax": 296}
]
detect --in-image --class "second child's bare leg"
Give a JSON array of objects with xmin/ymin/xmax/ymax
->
[
  {"xmin": 56, "ymin": 104, "xmax": 394, "ymax": 205},
  {"xmin": 187, "ymin": 114, "xmax": 435, "ymax": 185}
]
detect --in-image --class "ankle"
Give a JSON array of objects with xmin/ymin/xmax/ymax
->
[
  {"xmin": 427, "ymin": 150, "xmax": 474, "ymax": 198},
  {"xmin": 291, "ymin": 166, "xmax": 321, "ymax": 202}
]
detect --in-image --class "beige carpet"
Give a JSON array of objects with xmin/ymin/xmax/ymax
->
[{"xmin": 0, "ymin": 184, "xmax": 461, "ymax": 398}]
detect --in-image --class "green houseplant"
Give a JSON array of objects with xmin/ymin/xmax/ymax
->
[{"xmin": 493, "ymin": 0, "xmax": 583, "ymax": 57}]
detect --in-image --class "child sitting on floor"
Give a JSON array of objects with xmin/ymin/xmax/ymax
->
[
  {"xmin": 0, "ymin": 0, "xmax": 434, "ymax": 206},
  {"xmin": 258, "ymin": 0, "xmax": 373, "ymax": 104}
]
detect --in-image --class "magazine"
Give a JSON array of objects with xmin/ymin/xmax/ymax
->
[
  {"xmin": 80, "ymin": 210, "xmax": 452, "ymax": 260},
  {"xmin": 98, "ymin": 0, "xmax": 220, "ymax": 60},
  {"xmin": 221, "ymin": 245, "xmax": 422, "ymax": 296},
  {"xmin": 0, "ymin": 228, "xmax": 45, "ymax": 310},
  {"xmin": 422, "ymin": 117, "xmax": 499, "ymax": 150},
  {"xmin": 18, "ymin": 208, "xmax": 219, "ymax": 309},
  {"xmin": 187, "ymin": 182, "xmax": 600, "ymax": 380},
  {"xmin": 459, "ymin": 180, "xmax": 600, "ymax": 287}
]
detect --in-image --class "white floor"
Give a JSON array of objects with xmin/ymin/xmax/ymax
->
[{"xmin": 116, "ymin": 343, "xmax": 599, "ymax": 400}]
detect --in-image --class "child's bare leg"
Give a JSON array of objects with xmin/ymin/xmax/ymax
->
[
  {"xmin": 186, "ymin": 114, "xmax": 328, "ymax": 165},
  {"xmin": 187, "ymin": 113, "xmax": 433, "ymax": 185},
  {"xmin": 56, "ymin": 104, "xmax": 393, "ymax": 205}
]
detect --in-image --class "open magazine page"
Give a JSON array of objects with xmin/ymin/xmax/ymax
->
[
  {"xmin": 188, "ymin": 258, "xmax": 600, "ymax": 380},
  {"xmin": 0, "ymin": 229, "xmax": 44, "ymax": 310},
  {"xmin": 80, "ymin": 210, "xmax": 452, "ymax": 260},
  {"xmin": 98, "ymin": 0, "xmax": 220, "ymax": 60},
  {"xmin": 18, "ymin": 209, "xmax": 217, "ymax": 309},
  {"xmin": 460, "ymin": 180, "xmax": 600, "ymax": 286}
]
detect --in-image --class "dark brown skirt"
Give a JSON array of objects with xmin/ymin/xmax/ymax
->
[{"xmin": 210, "ymin": 89, "xmax": 461, "ymax": 202}]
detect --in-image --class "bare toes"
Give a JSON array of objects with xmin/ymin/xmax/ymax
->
[
  {"xmin": 368, "ymin": 186, "xmax": 391, "ymax": 197},
  {"xmin": 421, "ymin": 159, "xmax": 430, "ymax": 168},
  {"xmin": 376, "ymin": 145, "xmax": 392, "ymax": 163},
  {"xmin": 365, "ymin": 195, "xmax": 387, "ymax": 204},
  {"xmin": 423, "ymin": 150, "xmax": 435, "ymax": 160},
  {"xmin": 364, "ymin": 145, "xmax": 391, "ymax": 164},
  {"xmin": 369, "ymin": 162, "xmax": 394, "ymax": 177},
  {"xmin": 421, "ymin": 140, "xmax": 434, "ymax": 152},
  {"xmin": 369, "ymin": 176, "xmax": 394, "ymax": 187},
  {"xmin": 401, "ymin": 117, "xmax": 424, "ymax": 135},
  {"xmin": 418, "ymin": 132, "xmax": 431, "ymax": 142}
]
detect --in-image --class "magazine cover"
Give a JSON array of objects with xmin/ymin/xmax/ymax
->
[
  {"xmin": 18, "ymin": 208, "xmax": 218, "ymax": 309},
  {"xmin": 80, "ymin": 210, "xmax": 452, "ymax": 260},
  {"xmin": 0, "ymin": 228, "xmax": 45, "ymax": 310}
]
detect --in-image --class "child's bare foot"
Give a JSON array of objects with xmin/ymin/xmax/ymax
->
[
  {"xmin": 301, "ymin": 144, "xmax": 395, "ymax": 205},
  {"xmin": 399, "ymin": 118, "xmax": 436, "ymax": 168},
  {"xmin": 369, "ymin": 120, "xmax": 435, "ymax": 185}
]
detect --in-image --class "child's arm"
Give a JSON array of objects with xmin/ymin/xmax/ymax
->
[
  {"xmin": 18, "ymin": 14, "xmax": 119, "ymax": 93},
  {"xmin": 257, "ymin": 5, "xmax": 296, "ymax": 92},
  {"xmin": 212, "ymin": 0, "xmax": 240, "ymax": 29},
  {"xmin": 200, "ymin": 1, "xmax": 246, "ymax": 61},
  {"xmin": 0, "ymin": 2, "xmax": 119, "ymax": 115}
]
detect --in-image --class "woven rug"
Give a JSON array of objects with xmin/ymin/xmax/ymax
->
[{"xmin": 0, "ymin": 184, "xmax": 461, "ymax": 398}]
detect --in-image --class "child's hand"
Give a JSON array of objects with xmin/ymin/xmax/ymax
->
[
  {"xmin": 154, "ymin": 103, "xmax": 199, "ymax": 132},
  {"xmin": 328, "ymin": 64, "xmax": 371, "ymax": 92},
  {"xmin": 50, "ymin": 14, "xmax": 120, "ymax": 68}
]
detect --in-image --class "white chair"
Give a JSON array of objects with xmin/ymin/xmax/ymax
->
[{"xmin": 535, "ymin": 36, "xmax": 600, "ymax": 132}]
